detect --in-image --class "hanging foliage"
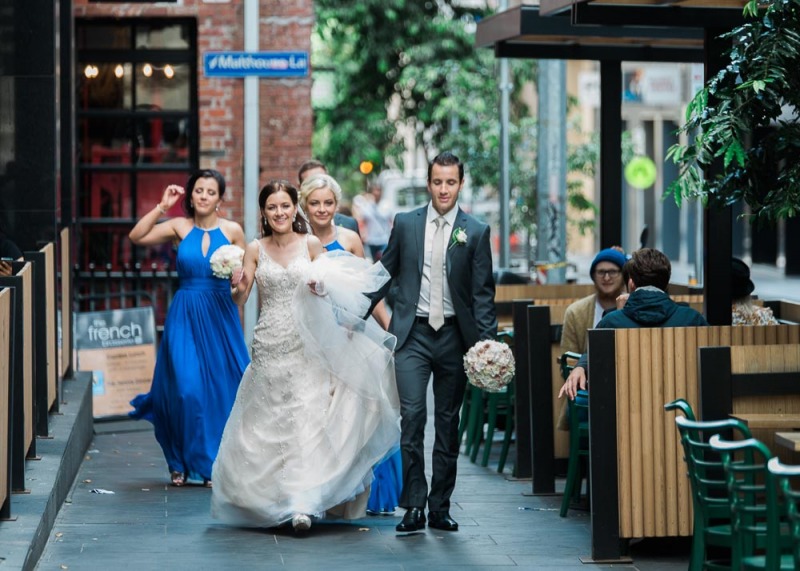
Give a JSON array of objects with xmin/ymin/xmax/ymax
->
[{"xmin": 667, "ymin": 0, "xmax": 800, "ymax": 221}]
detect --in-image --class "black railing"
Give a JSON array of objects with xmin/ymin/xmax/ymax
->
[{"xmin": 74, "ymin": 262, "xmax": 178, "ymax": 330}]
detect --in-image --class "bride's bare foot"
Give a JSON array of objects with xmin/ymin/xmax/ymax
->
[{"xmin": 291, "ymin": 513, "xmax": 311, "ymax": 532}]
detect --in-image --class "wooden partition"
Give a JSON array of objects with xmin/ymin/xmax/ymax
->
[
  {"xmin": 0, "ymin": 288, "xmax": 11, "ymax": 518},
  {"xmin": 586, "ymin": 324, "xmax": 800, "ymax": 562},
  {"xmin": 25, "ymin": 244, "xmax": 58, "ymax": 436},
  {"xmin": 42, "ymin": 243, "xmax": 57, "ymax": 411},
  {"xmin": 765, "ymin": 299, "xmax": 800, "ymax": 324},
  {"xmin": 60, "ymin": 227, "xmax": 72, "ymax": 379},
  {"xmin": 0, "ymin": 262, "xmax": 35, "ymax": 491},
  {"xmin": 699, "ymin": 344, "xmax": 800, "ymax": 463},
  {"xmin": 496, "ymin": 285, "xmax": 595, "ymax": 329}
]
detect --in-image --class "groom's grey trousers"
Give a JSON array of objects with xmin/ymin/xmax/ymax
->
[{"xmin": 394, "ymin": 318, "xmax": 466, "ymax": 512}]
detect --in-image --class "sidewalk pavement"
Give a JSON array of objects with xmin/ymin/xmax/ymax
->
[{"xmin": 16, "ymin": 388, "xmax": 692, "ymax": 571}]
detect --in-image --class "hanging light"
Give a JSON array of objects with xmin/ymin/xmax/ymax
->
[
  {"xmin": 143, "ymin": 63, "xmax": 153, "ymax": 78},
  {"xmin": 114, "ymin": 64, "xmax": 124, "ymax": 79},
  {"xmin": 163, "ymin": 64, "xmax": 175, "ymax": 79},
  {"xmin": 84, "ymin": 64, "xmax": 99, "ymax": 79}
]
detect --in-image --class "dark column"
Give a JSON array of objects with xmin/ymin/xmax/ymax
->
[
  {"xmin": 785, "ymin": 217, "xmax": 800, "ymax": 276},
  {"xmin": 0, "ymin": 0, "xmax": 59, "ymax": 251},
  {"xmin": 59, "ymin": 0, "xmax": 75, "ymax": 228},
  {"xmin": 703, "ymin": 28, "xmax": 733, "ymax": 325},
  {"xmin": 599, "ymin": 60, "xmax": 623, "ymax": 249}
]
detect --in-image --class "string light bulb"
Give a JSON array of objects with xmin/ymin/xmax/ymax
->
[
  {"xmin": 164, "ymin": 64, "xmax": 175, "ymax": 79},
  {"xmin": 114, "ymin": 64, "xmax": 124, "ymax": 78},
  {"xmin": 143, "ymin": 63, "xmax": 153, "ymax": 78},
  {"xmin": 84, "ymin": 65, "xmax": 99, "ymax": 79}
]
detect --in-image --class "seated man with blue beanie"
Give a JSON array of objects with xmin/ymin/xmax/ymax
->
[
  {"xmin": 556, "ymin": 247, "xmax": 628, "ymax": 430},
  {"xmin": 559, "ymin": 248, "xmax": 708, "ymax": 401},
  {"xmin": 561, "ymin": 247, "xmax": 628, "ymax": 360}
]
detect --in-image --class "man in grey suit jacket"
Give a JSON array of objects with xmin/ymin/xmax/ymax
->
[
  {"xmin": 369, "ymin": 152, "xmax": 497, "ymax": 533},
  {"xmin": 297, "ymin": 159, "xmax": 360, "ymax": 235}
]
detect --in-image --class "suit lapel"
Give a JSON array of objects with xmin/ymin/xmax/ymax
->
[
  {"xmin": 415, "ymin": 207, "xmax": 426, "ymax": 276},
  {"xmin": 446, "ymin": 208, "xmax": 468, "ymax": 278}
]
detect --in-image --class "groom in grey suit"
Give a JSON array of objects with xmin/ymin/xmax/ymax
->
[{"xmin": 369, "ymin": 151, "xmax": 497, "ymax": 533}]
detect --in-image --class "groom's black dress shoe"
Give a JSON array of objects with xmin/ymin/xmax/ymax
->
[
  {"xmin": 396, "ymin": 508, "xmax": 426, "ymax": 532},
  {"xmin": 427, "ymin": 511, "xmax": 459, "ymax": 531}
]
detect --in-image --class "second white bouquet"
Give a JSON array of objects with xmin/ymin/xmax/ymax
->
[{"xmin": 463, "ymin": 339, "xmax": 515, "ymax": 393}]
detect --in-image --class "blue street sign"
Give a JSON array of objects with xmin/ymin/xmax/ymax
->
[{"xmin": 203, "ymin": 51, "xmax": 309, "ymax": 78}]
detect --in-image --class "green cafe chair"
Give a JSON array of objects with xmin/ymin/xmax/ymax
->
[
  {"xmin": 559, "ymin": 351, "xmax": 588, "ymax": 517},
  {"xmin": 666, "ymin": 399, "xmax": 751, "ymax": 571},
  {"xmin": 768, "ymin": 457, "xmax": 800, "ymax": 571},
  {"xmin": 709, "ymin": 435, "xmax": 793, "ymax": 571}
]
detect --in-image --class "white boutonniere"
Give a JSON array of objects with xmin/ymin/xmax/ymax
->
[{"xmin": 449, "ymin": 227, "xmax": 467, "ymax": 249}]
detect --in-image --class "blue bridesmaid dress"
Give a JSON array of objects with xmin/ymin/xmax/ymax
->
[{"xmin": 130, "ymin": 226, "xmax": 250, "ymax": 482}]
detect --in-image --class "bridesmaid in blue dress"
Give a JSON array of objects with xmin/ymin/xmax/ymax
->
[
  {"xmin": 128, "ymin": 170, "xmax": 250, "ymax": 487},
  {"xmin": 299, "ymin": 173, "xmax": 401, "ymax": 515}
]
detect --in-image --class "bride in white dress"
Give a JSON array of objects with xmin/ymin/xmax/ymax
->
[{"xmin": 211, "ymin": 180, "xmax": 400, "ymax": 531}]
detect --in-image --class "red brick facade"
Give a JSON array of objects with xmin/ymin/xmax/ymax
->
[{"xmin": 73, "ymin": 0, "xmax": 314, "ymax": 224}]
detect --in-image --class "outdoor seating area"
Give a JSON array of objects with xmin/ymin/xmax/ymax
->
[{"xmin": 459, "ymin": 288, "xmax": 800, "ymax": 565}]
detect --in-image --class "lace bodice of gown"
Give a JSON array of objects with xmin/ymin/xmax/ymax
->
[{"xmin": 249, "ymin": 237, "xmax": 311, "ymax": 374}]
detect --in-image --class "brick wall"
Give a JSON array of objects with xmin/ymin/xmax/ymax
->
[{"xmin": 73, "ymin": 0, "xmax": 313, "ymax": 224}]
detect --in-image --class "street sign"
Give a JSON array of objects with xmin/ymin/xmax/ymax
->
[{"xmin": 203, "ymin": 51, "xmax": 309, "ymax": 78}]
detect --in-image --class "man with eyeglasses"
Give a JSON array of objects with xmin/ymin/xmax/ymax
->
[
  {"xmin": 560, "ymin": 247, "xmax": 628, "ymax": 362},
  {"xmin": 559, "ymin": 248, "xmax": 708, "ymax": 401},
  {"xmin": 556, "ymin": 247, "xmax": 627, "ymax": 430}
]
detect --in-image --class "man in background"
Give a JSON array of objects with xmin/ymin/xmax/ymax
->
[{"xmin": 354, "ymin": 181, "xmax": 392, "ymax": 262}]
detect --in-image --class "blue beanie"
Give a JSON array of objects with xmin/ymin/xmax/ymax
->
[{"xmin": 590, "ymin": 248, "xmax": 627, "ymax": 276}]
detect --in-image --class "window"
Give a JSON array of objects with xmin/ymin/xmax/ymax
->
[
  {"xmin": 76, "ymin": 18, "xmax": 197, "ymax": 271},
  {"xmin": 76, "ymin": 19, "xmax": 197, "ymax": 324}
]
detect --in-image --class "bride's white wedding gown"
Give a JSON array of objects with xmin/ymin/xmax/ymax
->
[{"xmin": 211, "ymin": 237, "xmax": 400, "ymax": 527}]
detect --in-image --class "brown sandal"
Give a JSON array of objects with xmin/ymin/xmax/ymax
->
[{"xmin": 170, "ymin": 471, "xmax": 185, "ymax": 487}]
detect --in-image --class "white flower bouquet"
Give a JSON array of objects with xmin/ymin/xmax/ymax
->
[
  {"xmin": 209, "ymin": 245, "xmax": 245, "ymax": 279},
  {"xmin": 463, "ymin": 339, "xmax": 515, "ymax": 393}
]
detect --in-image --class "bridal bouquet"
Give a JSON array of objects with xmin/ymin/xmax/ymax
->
[
  {"xmin": 209, "ymin": 245, "xmax": 245, "ymax": 279},
  {"xmin": 464, "ymin": 339, "xmax": 515, "ymax": 393}
]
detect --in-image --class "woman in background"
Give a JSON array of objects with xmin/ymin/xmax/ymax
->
[
  {"xmin": 128, "ymin": 169, "xmax": 250, "ymax": 487},
  {"xmin": 731, "ymin": 257, "xmax": 779, "ymax": 325}
]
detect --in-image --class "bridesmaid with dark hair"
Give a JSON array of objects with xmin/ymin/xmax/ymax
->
[{"xmin": 128, "ymin": 169, "xmax": 250, "ymax": 487}]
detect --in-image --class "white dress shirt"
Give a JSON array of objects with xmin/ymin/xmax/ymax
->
[{"xmin": 417, "ymin": 203, "xmax": 458, "ymax": 318}]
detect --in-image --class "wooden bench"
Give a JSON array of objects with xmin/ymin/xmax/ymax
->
[{"xmin": 585, "ymin": 324, "xmax": 800, "ymax": 562}]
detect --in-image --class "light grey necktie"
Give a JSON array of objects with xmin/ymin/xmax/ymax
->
[{"xmin": 429, "ymin": 216, "xmax": 446, "ymax": 331}]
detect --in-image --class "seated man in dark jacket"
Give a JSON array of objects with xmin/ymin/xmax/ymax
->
[{"xmin": 559, "ymin": 247, "xmax": 708, "ymax": 400}]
